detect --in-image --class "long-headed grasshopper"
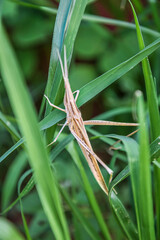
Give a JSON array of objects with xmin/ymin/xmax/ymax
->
[{"xmin": 44, "ymin": 47, "xmax": 138, "ymax": 195}]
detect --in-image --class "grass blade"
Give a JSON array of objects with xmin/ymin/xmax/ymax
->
[
  {"xmin": 129, "ymin": 2, "xmax": 160, "ymax": 237},
  {"xmin": 109, "ymin": 191, "xmax": 138, "ymax": 240},
  {"xmin": 136, "ymin": 91, "xmax": 155, "ymax": 239},
  {"xmin": 129, "ymin": 0, "xmax": 160, "ymax": 139}
]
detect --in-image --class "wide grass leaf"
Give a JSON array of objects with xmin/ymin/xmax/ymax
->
[{"xmin": 0, "ymin": 23, "xmax": 70, "ymax": 240}]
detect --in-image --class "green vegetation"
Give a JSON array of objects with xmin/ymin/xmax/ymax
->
[{"xmin": 0, "ymin": 0, "xmax": 160, "ymax": 239}]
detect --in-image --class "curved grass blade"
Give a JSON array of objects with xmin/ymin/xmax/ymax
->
[
  {"xmin": 0, "ymin": 23, "xmax": 70, "ymax": 240},
  {"xmin": 0, "ymin": 138, "xmax": 24, "ymax": 163},
  {"xmin": 1, "ymin": 151, "xmax": 27, "ymax": 210},
  {"xmin": 129, "ymin": 2, "xmax": 160, "ymax": 237},
  {"xmin": 0, "ymin": 111, "xmax": 20, "ymax": 140},
  {"xmin": 109, "ymin": 191, "xmax": 138, "ymax": 240}
]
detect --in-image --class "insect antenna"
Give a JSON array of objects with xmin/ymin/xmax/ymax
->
[{"xmin": 64, "ymin": 46, "xmax": 68, "ymax": 79}]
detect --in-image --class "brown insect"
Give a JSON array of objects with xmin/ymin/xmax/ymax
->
[{"xmin": 45, "ymin": 47, "xmax": 138, "ymax": 195}]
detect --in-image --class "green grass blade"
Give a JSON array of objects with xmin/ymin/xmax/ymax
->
[
  {"xmin": 109, "ymin": 166, "xmax": 129, "ymax": 191},
  {"xmin": 150, "ymin": 136, "xmax": 160, "ymax": 160},
  {"xmin": 44, "ymin": 0, "xmax": 72, "ymax": 110},
  {"xmin": 129, "ymin": 0, "xmax": 160, "ymax": 140},
  {"xmin": 0, "ymin": 111, "xmax": 20, "ymax": 140},
  {"xmin": 0, "ymin": 23, "xmax": 70, "ymax": 240},
  {"xmin": 129, "ymin": 2, "xmax": 160, "ymax": 237},
  {"xmin": 66, "ymin": 141, "xmax": 112, "ymax": 240},
  {"xmin": 0, "ymin": 218, "xmax": 25, "ymax": 240},
  {"xmin": 107, "ymin": 134, "xmax": 140, "ymax": 238},
  {"xmin": 109, "ymin": 191, "xmax": 138, "ymax": 240},
  {"xmin": 1, "ymin": 151, "xmax": 27, "ymax": 210},
  {"xmin": 136, "ymin": 91, "xmax": 156, "ymax": 240},
  {"xmin": 1, "ymin": 175, "xmax": 34, "ymax": 215}
]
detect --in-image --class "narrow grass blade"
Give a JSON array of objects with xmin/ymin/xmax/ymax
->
[
  {"xmin": 0, "ymin": 24, "xmax": 70, "ymax": 240},
  {"xmin": 109, "ymin": 166, "xmax": 129, "ymax": 191},
  {"xmin": 0, "ymin": 218, "xmax": 25, "ymax": 240},
  {"xmin": 129, "ymin": 0, "xmax": 160, "ymax": 139},
  {"xmin": 44, "ymin": 0, "xmax": 72, "ymax": 112},
  {"xmin": 0, "ymin": 138, "xmax": 24, "ymax": 163},
  {"xmin": 136, "ymin": 91, "xmax": 155, "ymax": 240},
  {"xmin": 0, "ymin": 111, "xmax": 20, "ymax": 140},
  {"xmin": 109, "ymin": 191, "xmax": 138, "ymax": 240},
  {"xmin": 1, "ymin": 175, "xmax": 34, "ymax": 215},
  {"xmin": 129, "ymin": 2, "xmax": 160, "ymax": 237},
  {"xmin": 18, "ymin": 175, "xmax": 33, "ymax": 240},
  {"xmin": 66, "ymin": 141, "xmax": 112, "ymax": 240}
]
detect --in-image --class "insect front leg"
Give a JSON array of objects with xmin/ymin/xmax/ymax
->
[
  {"xmin": 47, "ymin": 121, "xmax": 68, "ymax": 146},
  {"xmin": 44, "ymin": 95, "xmax": 66, "ymax": 113}
]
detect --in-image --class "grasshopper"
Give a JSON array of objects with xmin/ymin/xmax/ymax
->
[{"xmin": 44, "ymin": 46, "xmax": 138, "ymax": 195}]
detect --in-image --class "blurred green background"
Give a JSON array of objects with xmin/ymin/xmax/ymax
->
[{"xmin": 0, "ymin": 0, "xmax": 160, "ymax": 239}]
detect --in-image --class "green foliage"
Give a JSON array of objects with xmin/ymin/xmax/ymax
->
[{"xmin": 0, "ymin": 0, "xmax": 160, "ymax": 239}]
